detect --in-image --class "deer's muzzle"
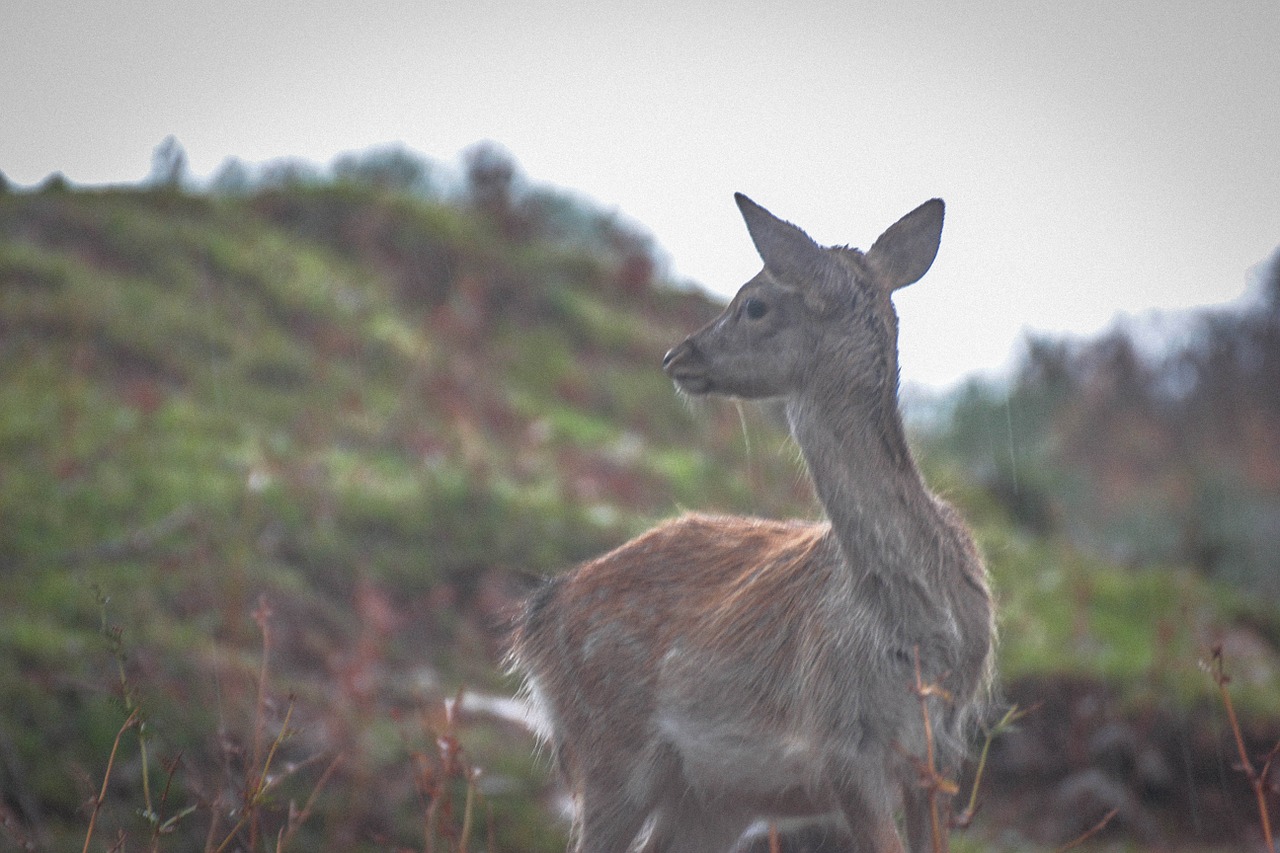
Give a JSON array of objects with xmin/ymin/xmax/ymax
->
[{"xmin": 662, "ymin": 338, "xmax": 712, "ymax": 394}]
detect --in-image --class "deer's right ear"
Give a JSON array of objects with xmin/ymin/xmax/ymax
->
[
  {"xmin": 735, "ymin": 193, "xmax": 829, "ymax": 285},
  {"xmin": 864, "ymin": 199, "xmax": 945, "ymax": 292}
]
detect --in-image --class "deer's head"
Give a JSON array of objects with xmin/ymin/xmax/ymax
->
[{"xmin": 663, "ymin": 194, "xmax": 944, "ymax": 401}]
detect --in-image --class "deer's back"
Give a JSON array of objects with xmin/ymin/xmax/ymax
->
[{"xmin": 515, "ymin": 513, "xmax": 829, "ymax": 658}]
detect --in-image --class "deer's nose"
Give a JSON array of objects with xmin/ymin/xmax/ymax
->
[{"xmin": 663, "ymin": 339, "xmax": 692, "ymax": 373}]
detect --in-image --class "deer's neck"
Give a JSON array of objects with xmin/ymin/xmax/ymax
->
[{"xmin": 786, "ymin": 376, "xmax": 934, "ymax": 577}]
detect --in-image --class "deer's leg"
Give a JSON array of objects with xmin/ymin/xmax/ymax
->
[
  {"xmin": 638, "ymin": 791, "xmax": 750, "ymax": 853},
  {"xmin": 572, "ymin": 768, "xmax": 649, "ymax": 853},
  {"xmin": 901, "ymin": 786, "xmax": 932, "ymax": 853},
  {"xmin": 833, "ymin": 788, "xmax": 906, "ymax": 853},
  {"xmin": 901, "ymin": 778, "xmax": 951, "ymax": 853}
]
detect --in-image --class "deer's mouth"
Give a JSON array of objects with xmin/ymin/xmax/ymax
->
[
  {"xmin": 670, "ymin": 371, "xmax": 714, "ymax": 395},
  {"xmin": 662, "ymin": 340, "xmax": 714, "ymax": 395}
]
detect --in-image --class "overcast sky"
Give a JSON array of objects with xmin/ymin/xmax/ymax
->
[{"xmin": 5, "ymin": 0, "xmax": 1278, "ymax": 389}]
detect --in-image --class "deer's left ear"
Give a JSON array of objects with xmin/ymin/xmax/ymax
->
[{"xmin": 864, "ymin": 199, "xmax": 944, "ymax": 292}]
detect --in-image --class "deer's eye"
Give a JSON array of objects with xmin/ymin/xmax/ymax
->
[{"xmin": 744, "ymin": 298, "xmax": 768, "ymax": 320}]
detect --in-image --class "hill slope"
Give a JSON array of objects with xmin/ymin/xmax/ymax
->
[
  {"xmin": 0, "ymin": 175, "xmax": 1277, "ymax": 850},
  {"xmin": 0, "ymin": 180, "xmax": 821, "ymax": 850}
]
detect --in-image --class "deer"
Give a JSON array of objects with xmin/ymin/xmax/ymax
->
[{"xmin": 507, "ymin": 193, "xmax": 996, "ymax": 853}]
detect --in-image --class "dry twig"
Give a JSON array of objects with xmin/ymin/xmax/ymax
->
[
  {"xmin": 1052, "ymin": 808, "xmax": 1118, "ymax": 853},
  {"xmin": 82, "ymin": 708, "xmax": 141, "ymax": 853},
  {"xmin": 1211, "ymin": 644, "xmax": 1277, "ymax": 850},
  {"xmin": 908, "ymin": 646, "xmax": 957, "ymax": 853},
  {"xmin": 952, "ymin": 702, "xmax": 1038, "ymax": 830}
]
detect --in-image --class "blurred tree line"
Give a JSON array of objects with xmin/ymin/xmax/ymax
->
[
  {"xmin": 202, "ymin": 138, "xmax": 660, "ymax": 295},
  {"xmin": 926, "ymin": 250, "xmax": 1280, "ymax": 595}
]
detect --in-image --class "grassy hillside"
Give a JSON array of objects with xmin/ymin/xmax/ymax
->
[{"xmin": 0, "ymin": 169, "xmax": 1277, "ymax": 850}]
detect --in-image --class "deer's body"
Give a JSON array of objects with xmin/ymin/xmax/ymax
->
[{"xmin": 509, "ymin": 195, "xmax": 995, "ymax": 853}]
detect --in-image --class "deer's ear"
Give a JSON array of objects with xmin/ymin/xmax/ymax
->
[
  {"xmin": 735, "ymin": 193, "xmax": 830, "ymax": 286},
  {"xmin": 864, "ymin": 199, "xmax": 944, "ymax": 292}
]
